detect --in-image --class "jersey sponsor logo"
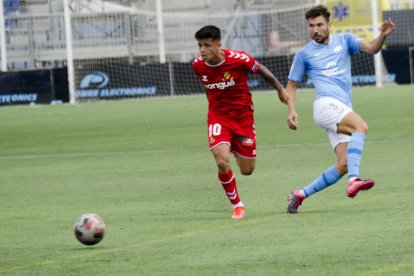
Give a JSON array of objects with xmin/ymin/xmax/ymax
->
[
  {"xmin": 322, "ymin": 61, "xmax": 346, "ymax": 76},
  {"xmin": 228, "ymin": 50, "xmax": 250, "ymax": 62},
  {"xmin": 204, "ymin": 78, "xmax": 236, "ymax": 90}
]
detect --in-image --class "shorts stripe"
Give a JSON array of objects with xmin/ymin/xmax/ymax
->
[
  {"xmin": 210, "ymin": 142, "xmax": 230, "ymax": 151},
  {"xmin": 233, "ymin": 151, "xmax": 256, "ymax": 159}
]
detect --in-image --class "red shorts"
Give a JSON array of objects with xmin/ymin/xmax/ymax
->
[{"xmin": 207, "ymin": 112, "xmax": 256, "ymax": 159}]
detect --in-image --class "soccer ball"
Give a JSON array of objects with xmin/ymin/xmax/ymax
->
[{"xmin": 73, "ymin": 213, "xmax": 106, "ymax": 246}]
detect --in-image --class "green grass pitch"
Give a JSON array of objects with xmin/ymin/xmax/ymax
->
[{"xmin": 0, "ymin": 85, "xmax": 413, "ymax": 275}]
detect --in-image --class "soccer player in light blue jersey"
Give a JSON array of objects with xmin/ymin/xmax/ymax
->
[{"xmin": 286, "ymin": 5, "xmax": 395, "ymax": 213}]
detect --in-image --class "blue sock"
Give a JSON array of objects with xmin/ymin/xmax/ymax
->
[
  {"xmin": 302, "ymin": 165, "xmax": 342, "ymax": 197},
  {"xmin": 347, "ymin": 132, "xmax": 366, "ymax": 180}
]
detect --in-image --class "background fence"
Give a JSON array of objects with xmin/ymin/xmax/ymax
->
[{"xmin": 0, "ymin": 0, "xmax": 413, "ymax": 104}]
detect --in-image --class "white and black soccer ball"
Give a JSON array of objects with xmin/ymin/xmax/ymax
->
[{"xmin": 73, "ymin": 213, "xmax": 106, "ymax": 246}]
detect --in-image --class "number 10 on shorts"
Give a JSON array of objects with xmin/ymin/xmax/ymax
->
[{"xmin": 208, "ymin": 123, "xmax": 222, "ymax": 136}]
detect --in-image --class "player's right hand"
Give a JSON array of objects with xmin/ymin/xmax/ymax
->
[
  {"xmin": 287, "ymin": 112, "xmax": 298, "ymax": 130},
  {"xmin": 278, "ymin": 88, "xmax": 289, "ymax": 104}
]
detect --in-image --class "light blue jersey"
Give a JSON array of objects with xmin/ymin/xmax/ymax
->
[{"xmin": 288, "ymin": 33, "xmax": 361, "ymax": 107}]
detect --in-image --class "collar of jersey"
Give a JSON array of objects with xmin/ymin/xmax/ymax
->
[{"xmin": 205, "ymin": 59, "xmax": 225, "ymax": 67}]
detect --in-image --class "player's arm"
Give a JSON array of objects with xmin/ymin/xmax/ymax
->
[
  {"xmin": 257, "ymin": 64, "xmax": 288, "ymax": 104},
  {"xmin": 286, "ymin": 80, "xmax": 299, "ymax": 130},
  {"xmin": 360, "ymin": 18, "xmax": 395, "ymax": 54}
]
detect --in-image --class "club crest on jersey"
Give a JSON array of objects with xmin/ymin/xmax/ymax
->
[
  {"xmin": 223, "ymin": 72, "xmax": 231, "ymax": 80},
  {"xmin": 209, "ymin": 137, "xmax": 215, "ymax": 144}
]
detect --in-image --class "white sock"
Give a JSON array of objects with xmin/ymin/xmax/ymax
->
[
  {"xmin": 233, "ymin": 201, "xmax": 244, "ymax": 209},
  {"xmin": 348, "ymin": 177, "xmax": 358, "ymax": 183}
]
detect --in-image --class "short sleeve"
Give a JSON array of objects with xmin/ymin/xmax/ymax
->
[
  {"xmin": 242, "ymin": 52, "xmax": 260, "ymax": 74},
  {"xmin": 288, "ymin": 51, "xmax": 306, "ymax": 83},
  {"xmin": 192, "ymin": 58, "xmax": 200, "ymax": 75},
  {"xmin": 344, "ymin": 32, "xmax": 361, "ymax": 55}
]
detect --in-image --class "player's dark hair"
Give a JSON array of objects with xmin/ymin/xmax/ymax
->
[
  {"xmin": 305, "ymin": 5, "xmax": 330, "ymax": 22},
  {"xmin": 195, "ymin": 25, "xmax": 221, "ymax": 41}
]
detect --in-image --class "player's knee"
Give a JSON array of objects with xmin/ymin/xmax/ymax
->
[
  {"xmin": 216, "ymin": 158, "xmax": 231, "ymax": 172},
  {"xmin": 240, "ymin": 165, "xmax": 255, "ymax": 176},
  {"xmin": 355, "ymin": 122, "xmax": 368, "ymax": 135},
  {"xmin": 363, "ymin": 123, "xmax": 368, "ymax": 134}
]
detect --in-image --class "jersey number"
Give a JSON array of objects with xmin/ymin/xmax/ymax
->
[{"xmin": 208, "ymin": 123, "xmax": 221, "ymax": 136}]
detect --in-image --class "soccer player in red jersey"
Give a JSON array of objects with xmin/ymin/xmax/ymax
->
[{"xmin": 193, "ymin": 25, "xmax": 288, "ymax": 220}]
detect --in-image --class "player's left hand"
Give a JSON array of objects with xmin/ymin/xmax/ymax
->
[
  {"xmin": 381, "ymin": 18, "xmax": 395, "ymax": 36},
  {"xmin": 287, "ymin": 111, "xmax": 298, "ymax": 130}
]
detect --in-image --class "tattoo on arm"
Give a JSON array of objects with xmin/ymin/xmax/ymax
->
[{"xmin": 258, "ymin": 64, "xmax": 284, "ymax": 93}]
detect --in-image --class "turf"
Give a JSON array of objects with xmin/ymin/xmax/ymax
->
[{"xmin": 0, "ymin": 85, "xmax": 413, "ymax": 275}]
